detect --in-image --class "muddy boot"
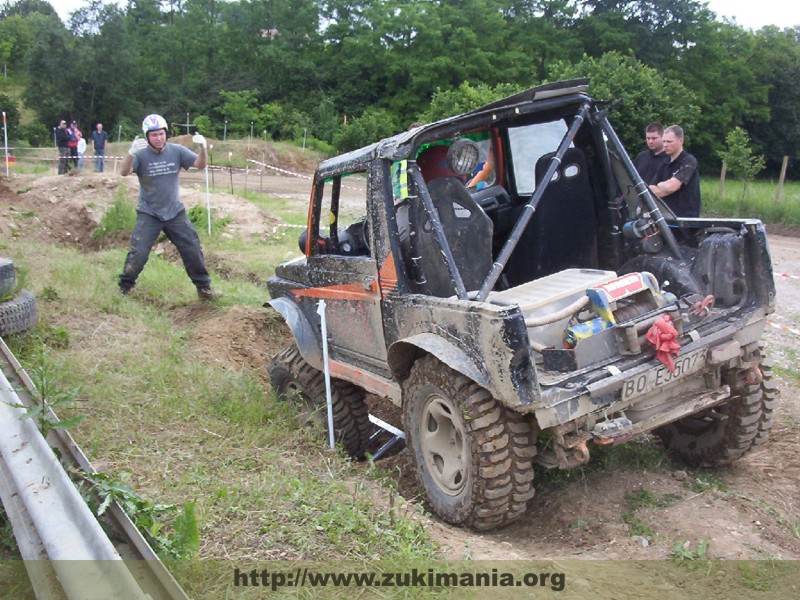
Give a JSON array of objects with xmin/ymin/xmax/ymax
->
[{"xmin": 197, "ymin": 286, "xmax": 222, "ymax": 301}]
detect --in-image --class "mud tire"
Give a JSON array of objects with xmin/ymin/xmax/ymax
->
[
  {"xmin": 752, "ymin": 356, "xmax": 777, "ymax": 447},
  {"xmin": 0, "ymin": 257, "xmax": 16, "ymax": 301},
  {"xmin": 657, "ymin": 358, "xmax": 776, "ymax": 467},
  {"xmin": 0, "ymin": 290, "xmax": 38, "ymax": 337},
  {"xmin": 268, "ymin": 345, "xmax": 373, "ymax": 458},
  {"xmin": 402, "ymin": 355, "xmax": 536, "ymax": 530}
]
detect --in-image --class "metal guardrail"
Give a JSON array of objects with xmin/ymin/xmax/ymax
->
[{"xmin": 0, "ymin": 337, "xmax": 190, "ymax": 600}]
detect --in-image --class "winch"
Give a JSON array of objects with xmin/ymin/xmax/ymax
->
[{"xmin": 564, "ymin": 272, "xmax": 677, "ymax": 348}]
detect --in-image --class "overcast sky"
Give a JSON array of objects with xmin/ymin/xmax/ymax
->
[{"xmin": 52, "ymin": 0, "xmax": 800, "ymax": 31}]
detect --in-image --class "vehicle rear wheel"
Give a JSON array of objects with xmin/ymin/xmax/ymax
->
[
  {"xmin": 752, "ymin": 356, "xmax": 777, "ymax": 446},
  {"xmin": 657, "ymin": 361, "xmax": 775, "ymax": 467},
  {"xmin": 402, "ymin": 355, "xmax": 536, "ymax": 530},
  {"xmin": 268, "ymin": 345, "xmax": 373, "ymax": 458}
]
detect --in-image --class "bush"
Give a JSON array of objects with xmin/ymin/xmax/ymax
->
[
  {"xmin": 17, "ymin": 121, "xmax": 49, "ymax": 147},
  {"xmin": 333, "ymin": 108, "xmax": 399, "ymax": 153}
]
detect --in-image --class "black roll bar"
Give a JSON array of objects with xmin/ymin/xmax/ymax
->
[{"xmin": 476, "ymin": 102, "xmax": 592, "ymax": 301}]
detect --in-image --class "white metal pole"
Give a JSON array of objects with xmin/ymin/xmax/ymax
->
[
  {"xmin": 2, "ymin": 112, "xmax": 8, "ymax": 178},
  {"xmin": 205, "ymin": 167, "xmax": 211, "ymax": 235},
  {"xmin": 316, "ymin": 300, "xmax": 336, "ymax": 449}
]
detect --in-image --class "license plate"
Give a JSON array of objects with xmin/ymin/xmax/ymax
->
[{"xmin": 621, "ymin": 348, "xmax": 707, "ymax": 401}]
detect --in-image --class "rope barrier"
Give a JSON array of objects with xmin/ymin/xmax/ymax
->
[{"xmin": 768, "ymin": 321, "xmax": 800, "ymax": 337}]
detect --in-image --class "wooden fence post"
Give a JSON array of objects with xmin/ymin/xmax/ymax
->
[{"xmin": 775, "ymin": 155, "xmax": 789, "ymax": 203}]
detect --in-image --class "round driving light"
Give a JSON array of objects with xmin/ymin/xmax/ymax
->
[{"xmin": 447, "ymin": 138, "xmax": 480, "ymax": 176}]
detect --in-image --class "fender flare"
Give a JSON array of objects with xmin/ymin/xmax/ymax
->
[
  {"xmin": 266, "ymin": 297, "xmax": 323, "ymax": 370},
  {"xmin": 388, "ymin": 333, "xmax": 488, "ymax": 390}
]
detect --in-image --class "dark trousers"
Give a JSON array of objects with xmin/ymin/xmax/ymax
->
[
  {"xmin": 57, "ymin": 147, "xmax": 70, "ymax": 174},
  {"xmin": 119, "ymin": 210, "xmax": 212, "ymax": 291},
  {"xmin": 94, "ymin": 148, "xmax": 105, "ymax": 172}
]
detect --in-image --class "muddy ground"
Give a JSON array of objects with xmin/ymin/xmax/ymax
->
[{"xmin": 1, "ymin": 166, "xmax": 798, "ymax": 562}]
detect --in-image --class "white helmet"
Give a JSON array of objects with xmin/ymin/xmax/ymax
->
[{"xmin": 142, "ymin": 114, "xmax": 168, "ymax": 137}]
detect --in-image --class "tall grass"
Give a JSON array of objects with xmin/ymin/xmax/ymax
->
[{"xmin": 701, "ymin": 177, "xmax": 800, "ymax": 226}]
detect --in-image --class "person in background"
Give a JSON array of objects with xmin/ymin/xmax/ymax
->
[
  {"xmin": 67, "ymin": 121, "xmax": 81, "ymax": 169},
  {"xmin": 92, "ymin": 123, "xmax": 108, "ymax": 172},
  {"xmin": 649, "ymin": 125, "xmax": 701, "ymax": 218},
  {"xmin": 633, "ymin": 122, "xmax": 666, "ymax": 184},
  {"xmin": 55, "ymin": 120, "xmax": 71, "ymax": 174},
  {"xmin": 118, "ymin": 113, "xmax": 221, "ymax": 301},
  {"xmin": 77, "ymin": 134, "xmax": 86, "ymax": 169}
]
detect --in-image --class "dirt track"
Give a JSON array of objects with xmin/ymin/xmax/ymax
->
[{"xmin": 1, "ymin": 170, "xmax": 798, "ymax": 561}]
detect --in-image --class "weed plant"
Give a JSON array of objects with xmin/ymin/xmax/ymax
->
[
  {"xmin": 670, "ymin": 539, "xmax": 709, "ymax": 564},
  {"xmin": 91, "ymin": 185, "xmax": 136, "ymax": 239}
]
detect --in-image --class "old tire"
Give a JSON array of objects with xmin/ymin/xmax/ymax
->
[
  {"xmin": 656, "ymin": 361, "xmax": 775, "ymax": 467},
  {"xmin": 402, "ymin": 355, "xmax": 536, "ymax": 530},
  {"xmin": 268, "ymin": 345, "xmax": 373, "ymax": 458},
  {"xmin": 0, "ymin": 258, "xmax": 16, "ymax": 301},
  {"xmin": 0, "ymin": 290, "xmax": 38, "ymax": 337}
]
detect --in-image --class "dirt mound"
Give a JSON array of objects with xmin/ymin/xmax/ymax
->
[
  {"xmin": 0, "ymin": 170, "xmax": 286, "ymax": 250},
  {"xmin": 186, "ymin": 306, "xmax": 293, "ymax": 386}
]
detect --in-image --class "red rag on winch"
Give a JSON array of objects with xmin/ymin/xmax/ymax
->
[{"xmin": 645, "ymin": 315, "xmax": 681, "ymax": 373}]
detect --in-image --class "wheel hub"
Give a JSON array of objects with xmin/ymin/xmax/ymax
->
[{"xmin": 420, "ymin": 395, "xmax": 468, "ymax": 496}]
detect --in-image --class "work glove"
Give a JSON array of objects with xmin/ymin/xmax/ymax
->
[
  {"xmin": 128, "ymin": 137, "xmax": 148, "ymax": 156},
  {"xmin": 192, "ymin": 133, "xmax": 207, "ymax": 148}
]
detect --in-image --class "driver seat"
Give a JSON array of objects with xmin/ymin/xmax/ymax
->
[{"xmin": 409, "ymin": 176, "xmax": 493, "ymax": 297}]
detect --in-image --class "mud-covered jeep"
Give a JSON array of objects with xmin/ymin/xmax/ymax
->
[{"xmin": 267, "ymin": 80, "xmax": 777, "ymax": 530}]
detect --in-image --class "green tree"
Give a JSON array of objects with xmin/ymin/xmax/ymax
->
[
  {"xmin": 0, "ymin": 14, "xmax": 33, "ymax": 74},
  {"xmin": 745, "ymin": 26, "xmax": 800, "ymax": 179},
  {"xmin": 260, "ymin": 102, "xmax": 309, "ymax": 141},
  {"xmin": 333, "ymin": 107, "xmax": 398, "ymax": 153},
  {"xmin": 547, "ymin": 51, "xmax": 699, "ymax": 151},
  {"xmin": 219, "ymin": 89, "xmax": 261, "ymax": 137},
  {"xmin": 21, "ymin": 13, "xmax": 78, "ymax": 124},
  {"xmin": 0, "ymin": 0, "xmax": 57, "ymax": 19},
  {"xmin": 0, "ymin": 93, "xmax": 20, "ymax": 139},
  {"xmin": 667, "ymin": 20, "xmax": 769, "ymax": 169},
  {"xmin": 69, "ymin": 2, "xmax": 139, "ymax": 128},
  {"xmin": 717, "ymin": 127, "xmax": 765, "ymax": 199},
  {"xmin": 419, "ymin": 81, "xmax": 522, "ymax": 122}
]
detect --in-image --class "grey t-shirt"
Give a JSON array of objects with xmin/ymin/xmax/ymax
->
[{"xmin": 132, "ymin": 143, "xmax": 197, "ymax": 221}]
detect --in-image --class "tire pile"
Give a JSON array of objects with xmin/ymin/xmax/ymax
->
[{"xmin": 0, "ymin": 257, "xmax": 38, "ymax": 337}]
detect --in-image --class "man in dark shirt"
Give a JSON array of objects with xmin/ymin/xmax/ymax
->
[
  {"xmin": 91, "ymin": 123, "xmax": 108, "ymax": 172},
  {"xmin": 55, "ymin": 120, "xmax": 71, "ymax": 174},
  {"xmin": 633, "ymin": 122, "xmax": 666, "ymax": 184},
  {"xmin": 649, "ymin": 125, "xmax": 701, "ymax": 218}
]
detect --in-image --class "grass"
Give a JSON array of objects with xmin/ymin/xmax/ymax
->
[
  {"xmin": 91, "ymin": 184, "xmax": 136, "ymax": 239},
  {"xmin": 683, "ymin": 472, "xmax": 730, "ymax": 494},
  {"xmin": 620, "ymin": 489, "xmax": 682, "ymax": 540},
  {"xmin": 701, "ymin": 177, "xmax": 800, "ymax": 226},
  {"xmin": 0, "ymin": 198, "xmax": 439, "ymax": 573}
]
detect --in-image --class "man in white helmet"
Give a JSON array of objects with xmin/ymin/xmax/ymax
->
[{"xmin": 118, "ymin": 114, "xmax": 221, "ymax": 300}]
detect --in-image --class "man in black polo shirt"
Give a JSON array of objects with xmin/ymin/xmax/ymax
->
[
  {"xmin": 633, "ymin": 122, "xmax": 666, "ymax": 184},
  {"xmin": 649, "ymin": 125, "xmax": 701, "ymax": 218}
]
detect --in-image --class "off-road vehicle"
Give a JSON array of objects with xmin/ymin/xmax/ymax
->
[{"xmin": 267, "ymin": 80, "xmax": 777, "ymax": 530}]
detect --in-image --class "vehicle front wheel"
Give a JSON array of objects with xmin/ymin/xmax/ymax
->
[
  {"xmin": 402, "ymin": 355, "xmax": 536, "ymax": 530},
  {"xmin": 657, "ymin": 360, "xmax": 776, "ymax": 467},
  {"xmin": 269, "ymin": 345, "xmax": 373, "ymax": 458}
]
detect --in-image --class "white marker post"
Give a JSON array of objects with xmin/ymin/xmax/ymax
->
[
  {"xmin": 2, "ymin": 112, "xmax": 8, "ymax": 178},
  {"xmin": 316, "ymin": 299, "xmax": 336, "ymax": 449},
  {"xmin": 205, "ymin": 144, "xmax": 212, "ymax": 235}
]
